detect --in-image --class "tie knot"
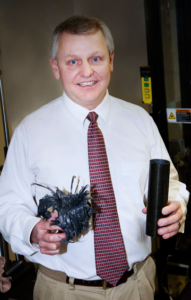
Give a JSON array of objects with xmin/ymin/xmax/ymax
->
[{"xmin": 87, "ymin": 112, "xmax": 98, "ymax": 123}]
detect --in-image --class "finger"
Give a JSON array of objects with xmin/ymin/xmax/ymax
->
[
  {"xmin": 0, "ymin": 276, "xmax": 12, "ymax": 287},
  {"xmin": 47, "ymin": 224, "xmax": 64, "ymax": 232},
  {"xmin": 40, "ymin": 245, "xmax": 61, "ymax": 255},
  {"xmin": 1, "ymin": 276, "xmax": 11, "ymax": 283},
  {"xmin": 48, "ymin": 221, "xmax": 64, "ymax": 232},
  {"xmin": 158, "ymin": 221, "xmax": 182, "ymax": 236},
  {"xmin": 1, "ymin": 280, "xmax": 11, "ymax": 293},
  {"xmin": 162, "ymin": 201, "xmax": 181, "ymax": 215},
  {"xmin": 142, "ymin": 208, "xmax": 147, "ymax": 214},
  {"xmin": 43, "ymin": 232, "xmax": 66, "ymax": 243},
  {"xmin": 161, "ymin": 230, "xmax": 178, "ymax": 239},
  {"xmin": 39, "ymin": 238, "xmax": 62, "ymax": 250},
  {"xmin": 50, "ymin": 211, "xmax": 58, "ymax": 219},
  {"xmin": 37, "ymin": 219, "xmax": 61, "ymax": 231},
  {"xmin": 40, "ymin": 214, "xmax": 63, "ymax": 232},
  {"xmin": 158, "ymin": 210, "xmax": 183, "ymax": 227},
  {"xmin": 32, "ymin": 223, "xmax": 65, "ymax": 246}
]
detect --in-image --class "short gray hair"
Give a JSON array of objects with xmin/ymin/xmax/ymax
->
[{"xmin": 51, "ymin": 15, "xmax": 114, "ymax": 60}]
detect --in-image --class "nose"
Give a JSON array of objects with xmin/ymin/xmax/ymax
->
[{"xmin": 80, "ymin": 61, "xmax": 93, "ymax": 78}]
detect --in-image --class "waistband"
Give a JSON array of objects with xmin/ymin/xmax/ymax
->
[{"xmin": 39, "ymin": 256, "xmax": 149, "ymax": 290}]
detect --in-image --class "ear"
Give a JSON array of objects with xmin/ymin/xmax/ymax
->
[
  {"xmin": 49, "ymin": 57, "xmax": 60, "ymax": 80},
  {"xmin": 109, "ymin": 51, "xmax": 114, "ymax": 72}
]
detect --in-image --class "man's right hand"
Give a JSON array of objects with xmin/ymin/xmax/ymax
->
[{"xmin": 30, "ymin": 212, "xmax": 66, "ymax": 255}]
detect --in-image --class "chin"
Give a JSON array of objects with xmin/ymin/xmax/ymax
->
[
  {"xmin": 81, "ymin": 97, "xmax": 102, "ymax": 107},
  {"xmin": 79, "ymin": 91, "xmax": 106, "ymax": 105}
]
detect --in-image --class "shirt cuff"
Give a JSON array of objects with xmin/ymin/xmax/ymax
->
[
  {"xmin": 168, "ymin": 182, "xmax": 189, "ymax": 233},
  {"xmin": 24, "ymin": 216, "xmax": 41, "ymax": 254},
  {"xmin": 178, "ymin": 198, "xmax": 187, "ymax": 233},
  {"xmin": 176, "ymin": 193, "xmax": 189, "ymax": 233}
]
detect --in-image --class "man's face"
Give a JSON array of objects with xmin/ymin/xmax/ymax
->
[{"xmin": 49, "ymin": 30, "xmax": 114, "ymax": 110}]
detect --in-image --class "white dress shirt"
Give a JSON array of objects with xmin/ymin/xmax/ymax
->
[{"xmin": 0, "ymin": 91, "xmax": 189, "ymax": 280}]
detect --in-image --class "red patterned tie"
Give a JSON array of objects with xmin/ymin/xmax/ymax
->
[{"xmin": 87, "ymin": 112, "xmax": 128, "ymax": 286}]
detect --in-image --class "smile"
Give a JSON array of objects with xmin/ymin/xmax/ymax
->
[{"xmin": 78, "ymin": 81, "xmax": 97, "ymax": 87}]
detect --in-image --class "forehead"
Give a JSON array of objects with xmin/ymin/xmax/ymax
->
[{"xmin": 57, "ymin": 30, "xmax": 108, "ymax": 56}]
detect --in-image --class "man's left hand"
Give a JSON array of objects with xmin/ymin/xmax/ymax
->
[{"xmin": 142, "ymin": 201, "xmax": 183, "ymax": 239}]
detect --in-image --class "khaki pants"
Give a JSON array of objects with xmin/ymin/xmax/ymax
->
[{"xmin": 33, "ymin": 256, "xmax": 156, "ymax": 300}]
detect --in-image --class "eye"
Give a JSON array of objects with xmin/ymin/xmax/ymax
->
[
  {"xmin": 70, "ymin": 60, "xmax": 77, "ymax": 65},
  {"xmin": 92, "ymin": 57, "xmax": 99, "ymax": 62}
]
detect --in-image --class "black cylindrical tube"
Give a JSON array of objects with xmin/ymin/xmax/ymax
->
[
  {"xmin": 146, "ymin": 159, "xmax": 170, "ymax": 237},
  {"xmin": 2, "ymin": 260, "xmax": 23, "ymax": 277}
]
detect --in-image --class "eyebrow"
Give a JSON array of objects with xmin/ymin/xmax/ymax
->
[
  {"xmin": 65, "ymin": 55, "xmax": 78, "ymax": 59},
  {"xmin": 65, "ymin": 51, "xmax": 104, "ymax": 59}
]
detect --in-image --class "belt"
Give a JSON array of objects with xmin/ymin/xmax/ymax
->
[{"xmin": 39, "ymin": 265, "xmax": 134, "ymax": 289}]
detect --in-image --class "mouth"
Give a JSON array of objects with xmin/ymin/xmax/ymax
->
[{"xmin": 77, "ymin": 81, "xmax": 97, "ymax": 87}]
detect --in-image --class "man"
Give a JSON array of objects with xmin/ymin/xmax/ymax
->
[
  {"xmin": 0, "ymin": 257, "xmax": 11, "ymax": 293},
  {"xmin": 0, "ymin": 15, "xmax": 189, "ymax": 300}
]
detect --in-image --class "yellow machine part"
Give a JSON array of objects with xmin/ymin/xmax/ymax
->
[{"xmin": 141, "ymin": 77, "xmax": 152, "ymax": 104}]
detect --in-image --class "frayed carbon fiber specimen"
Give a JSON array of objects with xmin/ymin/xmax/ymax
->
[{"xmin": 33, "ymin": 176, "xmax": 95, "ymax": 243}]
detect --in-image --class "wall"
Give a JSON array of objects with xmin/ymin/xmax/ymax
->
[{"xmin": 0, "ymin": 0, "xmax": 148, "ymax": 164}]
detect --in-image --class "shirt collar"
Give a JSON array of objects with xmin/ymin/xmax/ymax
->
[
  {"xmin": 93, "ymin": 90, "xmax": 110, "ymax": 125},
  {"xmin": 62, "ymin": 91, "xmax": 111, "ymax": 130}
]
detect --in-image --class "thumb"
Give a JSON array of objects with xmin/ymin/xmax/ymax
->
[
  {"xmin": 48, "ymin": 210, "xmax": 62, "ymax": 233},
  {"xmin": 49, "ymin": 210, "xmax": 58, "ymax": 221},
  {"xmin": 142, "ymin": 207, "xmax": 147, "ymax": 214}
]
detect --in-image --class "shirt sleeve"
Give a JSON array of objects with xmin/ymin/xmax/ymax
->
[
  {"xmin": 0, "ymin": 124, "xmax": 41, "ymax": 256},
  {"xmin": 148, "ymin": 115, "xmax": 190, "ymax": 232}
]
